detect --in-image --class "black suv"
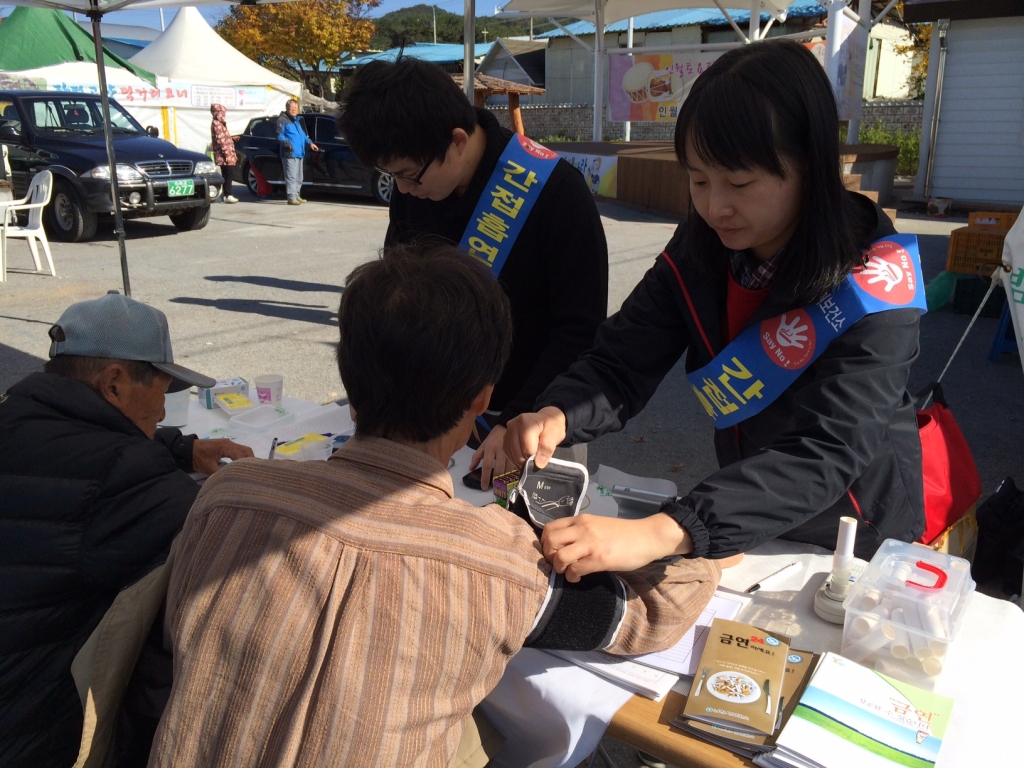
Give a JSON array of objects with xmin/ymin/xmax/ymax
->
[
  {"xmin": 233, "ymin": 113, "xmax": 392, "ymax": 205},
  {"xmin": 0, "ymin": 91, "xmax": 224, "ymax": 241}
]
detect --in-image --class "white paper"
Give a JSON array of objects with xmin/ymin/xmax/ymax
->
[
  {"xmin": 628, "ymin": 590, "xmax": 752, "ymax": 676},
  {"xmin": 546, "ymin": 649, "xmax": 679, "ymax": 701}
]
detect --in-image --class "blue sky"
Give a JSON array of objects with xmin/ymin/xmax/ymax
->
[{"xmin": 0, "ymin": 2, "xmax": 504, "ymax": 28}]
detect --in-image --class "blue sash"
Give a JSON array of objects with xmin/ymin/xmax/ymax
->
[
  {"xmin": 459, "ymin": 134, "xmax": 560, "ymax": 276},
  {"xmin": 687, "ymin": 235, "xmax": 928, "ymax": 428}
]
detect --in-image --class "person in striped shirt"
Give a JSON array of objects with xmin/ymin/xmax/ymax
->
[{"xmin": 149, "ymin": 244, "xmax": 721, "ymax": 768}]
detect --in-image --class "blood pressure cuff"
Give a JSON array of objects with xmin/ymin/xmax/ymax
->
[
  {"xmin": 511, "ymin": 456, "xmax": 589, "ymax": 529},
  {"xmin": 523, "ymin": 570, "xmax": 627, "ymax": 652}
]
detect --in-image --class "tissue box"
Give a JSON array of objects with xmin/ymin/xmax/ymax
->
[
  {"xmin": 197, "ymin": 377, "xmax": 249, "ymax": 409},
  {"xmin": 841, "ymin": 539, "xmax": 974, "ymax": 690}
]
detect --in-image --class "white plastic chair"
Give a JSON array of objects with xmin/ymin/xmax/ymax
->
[{"xmin": 1, "ymin": 170, "xmax": 55, "ymax": 281}]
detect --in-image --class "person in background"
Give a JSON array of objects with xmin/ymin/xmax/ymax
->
[
  {"xmin": 506, "ymin": 40, "xmax": 925, "ymax": 579},
  {"xmin": 149, "ymin": 245, "xmax": 719, "ymax": 768},
  {"xmin": 0, "ymin": 292, "xmax": 253, "ymax": 768},
  {"xmin": 276, "ymin": 98, "xmax": 318, "ymax": 206},
  {"xmin": 210, "ymin": 103, "xmax": 239, "ymax": 204},
  {"xmin": 339, "ymin": 59, "xmax": 608, "ymax": 490}
]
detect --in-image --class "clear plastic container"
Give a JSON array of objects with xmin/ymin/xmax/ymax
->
[
  {"xmin": 841, "ymin": 539, "xmax": 974, "ymax": 690},
  {"xmin": 229, "ymin": 405, "xmax": 295, "ymax": 432}
]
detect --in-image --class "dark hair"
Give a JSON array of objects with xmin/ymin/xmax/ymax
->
[
  {"xmin": 337, "ymin": 244, "xmax": 512, "ymax": 443},
  {"xmin": 338, "ymin": 58, "xmax": 477, "ymax": 169},
  {"xmin": 675, "ymin": 39, "xmax": 871, "ymax": 306},
  {"xmin": 44, "ymin": 355, "xmax": 157, "ymax": 385}
]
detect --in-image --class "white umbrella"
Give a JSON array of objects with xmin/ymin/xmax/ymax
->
[{"xmin": 3, "ymin": 1, "xmax": 294, "ymax": 296}]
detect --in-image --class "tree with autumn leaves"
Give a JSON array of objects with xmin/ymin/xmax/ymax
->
[{"xmin": 217, "ymin": 0, "xmax": 379, "ymax": 98}]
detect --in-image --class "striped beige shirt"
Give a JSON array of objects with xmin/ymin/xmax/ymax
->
[{"xmin": 150, "ymin": 437, "xmax": 720, "ymax": 768}]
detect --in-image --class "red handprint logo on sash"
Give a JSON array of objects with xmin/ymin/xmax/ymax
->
[
  {"xmin": 853, "ymin": 240, "xmax": 916, "ymax": 305},
  {"xmin": 761, "ymin": 309, "xmax": 816, "ymax": 369}
]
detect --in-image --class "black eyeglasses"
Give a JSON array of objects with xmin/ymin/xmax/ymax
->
[{"xmin": 375, "ymin": 159, "xmax": 431, "ymax": 186}]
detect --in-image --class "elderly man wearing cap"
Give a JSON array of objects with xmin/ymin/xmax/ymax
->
[{"xmin": 0, "ymin": 292, "xmax": 253, "ymax": 768}]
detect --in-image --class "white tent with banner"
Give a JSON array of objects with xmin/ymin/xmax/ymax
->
[
  {"xmin": 3, "ymin": 0, "xmax": 295, "ymax": 297},
  {"xmin": 127, "ymin": 7, "xmax": 299, "ymax": 153},
  {"xmin": 0, "ymin": 60, "xmax": 169, "ymax": 135}
]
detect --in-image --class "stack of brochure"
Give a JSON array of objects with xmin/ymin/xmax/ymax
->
[
  {"xmin": 671, "ymin": 639, "xmax": 818, "ymax": 758},
  {"xmin": 753, "ymin": 652, "xmax": 955, "ymax": 768},
  {"xmin": 672, "ymin": 619, "xmax": 794, "ymax": 749},
  {"xmin": 547, "ymin": 590, "xmax": 750, "ymax": 700}
]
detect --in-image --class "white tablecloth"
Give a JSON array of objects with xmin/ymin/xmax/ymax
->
[
  {"xmin": 177, "ymin": 399, "xmax": 1024, "ymax": 767},
  {"xmin": 483, "ymin": 539, "xmax": 1024, "ymax": 768}
]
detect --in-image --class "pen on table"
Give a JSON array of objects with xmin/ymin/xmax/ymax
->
[
  {"xmin": 268, "ymin": 437, "xmax": 278, "ymax": 461},
  {"xmin": 745, "ymin": 561, "xmax": 801, "ymax": 593}
]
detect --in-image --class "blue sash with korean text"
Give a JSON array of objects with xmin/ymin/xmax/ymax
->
[
  {"xmin": 459, "ymin": 134, "xmax": 560, "ymax": 276},
  {"xmin": 687, "ymin": 235, "xmax": 928, "ymax": 428}
]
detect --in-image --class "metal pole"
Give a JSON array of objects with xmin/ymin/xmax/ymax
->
[
  {"xmin": 749, "ymin": 0, "xmax": 759, "ymax": 42},
  {"xmin": 159, "ymin": 9, "xmax": 165, "ymax": 31},
  {"xmin": 845, "ymin": 0, "xmax": 872, "ymax": 143},
  {"xmin": 623, "ymin": 17, "xmax": 633, "ymax": 142},
  {"xmin": 433, "ymin": 6, "xmax": 437, "ymax": 44},
  {"xmin": 924, "ymin": 19, "xmax": 950, "ymax": 197},
  {"xmin": 824, "ymin": 1, "xmax": 847, "ymax": 89},
  {"xmin": 463, "ymin": 0, "xmax": 476, "ymax": 101},
  {"xmin": 89, "ymin": 3, "xmax": 131, "ymax": 297},
  {"xmin": 592, "ymin": 0, "xmax": 605, "ymax": 142}
]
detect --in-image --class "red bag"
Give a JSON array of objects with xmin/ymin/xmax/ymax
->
[{"xmin": 916, "ymin": 383, "xmax": 982, "ymax": 544}]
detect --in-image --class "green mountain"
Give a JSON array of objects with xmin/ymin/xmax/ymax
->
[{"xmin": 369, "ymin": 5, "xmax": 563, "ymax": 50}]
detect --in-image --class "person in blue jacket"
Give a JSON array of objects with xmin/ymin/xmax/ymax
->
[{"xmin": 275, "ymin": 99, "xmax": 318, "ymax": 205}]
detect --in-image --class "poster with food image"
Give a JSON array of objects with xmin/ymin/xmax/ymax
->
[{"xmin": 608, "ymin": 53, "xmax": 722, "ymax": 122}]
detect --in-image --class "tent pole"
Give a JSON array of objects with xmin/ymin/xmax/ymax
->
[
  {"xmin": 592, "ymin": 0, "xmax": 605, "ymax": 142},
  {"xmin": 464, "ymin": 0, "xmax": 476, "ymax": 102},
  {"xmin": 623, "ymin": 17, "xmax": 633, "ymax": 142},
  {"xmin": 845, "ymin": 0, "xmax": 872, "ymax": 143},
  {"xmin": 824, "ymin": 1, "xmax": 847, "ymax": 90},
  {"xmin": 749, "ymin": 0, "xmax": 759, "ymax": 42},
  {"xmin": 89, "ymin": 2, "xmax": 131, "ymax": 297}
]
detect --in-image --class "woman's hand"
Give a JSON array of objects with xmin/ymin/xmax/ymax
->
[
  {"xmin": 469, "ymin": 425, "xmax": 513, "ymax": 490},
  {"xmin": 541, "ymin": 513, "xmax": 693, "ymax": 582},
  {"xmin": 503, "ymin": 407, "xmax": 567, "ymax": 468}
]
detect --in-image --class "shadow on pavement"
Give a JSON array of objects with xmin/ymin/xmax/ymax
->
[
  {"xmin": 204, "ymin": 275, "xmax": 342, "ymax": 293},
  {"xmin": 169, "ymin": 297, "xmax": 337, "ymax": 326}
]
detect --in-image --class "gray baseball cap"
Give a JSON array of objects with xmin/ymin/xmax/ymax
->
[{"xmin": 48, "ymin": 292, "xmax": 216, "ymax": 393}]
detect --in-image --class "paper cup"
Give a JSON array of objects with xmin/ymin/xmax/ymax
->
[
  {"xmin": 159, "ymin": 388, "xmax": 190, "ymax": 428},
  {"xmin": 254, "ymin": 374, "xmax": 284, "ymax": 405}
]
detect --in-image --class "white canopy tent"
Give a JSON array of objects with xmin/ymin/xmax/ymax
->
[
  {"xmin": 3, "ymin": 0, "xmax": 294, "ymax": 296},
  {"xmin": 128, "ymin": 8, "xmax": 299, "ymax": 153},
  {"xmin": 492, "ymin": 0, "xmax": 900, "ymax": 142}
]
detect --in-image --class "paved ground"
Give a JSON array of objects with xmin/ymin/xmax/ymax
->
[
  {"xmin": 3, "ymin": 193, "xmax": 1021, "ymax": 528},
  {"xmin": 2, "ymin": 189, "xmax": 1022, "ymax": 768}
]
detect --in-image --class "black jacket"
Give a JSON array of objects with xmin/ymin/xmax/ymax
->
[
  {"xmin": 0, "ymin": 373, "xmax": 199, "ymax": 768},
  {"xmin": 537, "ymin": 196, "xmax": 925, "ymax": 559},
  {"xmin": 386, "ymin": 108, "xmax": 609, "ymax": 425}
]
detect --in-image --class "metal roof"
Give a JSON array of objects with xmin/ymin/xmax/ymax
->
[
  {"xmin": 341, "ymin": 43, "xmax": 495, "ymax": 69},
  {"xmin": 537, "ymin": 1, "xmax": 826, "ymax": 38}
]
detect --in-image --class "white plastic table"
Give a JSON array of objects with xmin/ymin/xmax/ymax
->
[{"xmin": 174, "ymin": 397, "xmax": 1024, "ymax": 767}]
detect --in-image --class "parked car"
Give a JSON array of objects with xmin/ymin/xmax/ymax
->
[
  {"xmin": 233, "ymin": 113, "xmax": 392, "ymax": 205},
  {"xmin": 0, "ymin": 91, "xmax": 223, "ymax": 242}
]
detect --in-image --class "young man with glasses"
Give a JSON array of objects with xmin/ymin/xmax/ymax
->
[{"xmin": 340, "ymin": 59, "xmax": 609, "ymax": 489}]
